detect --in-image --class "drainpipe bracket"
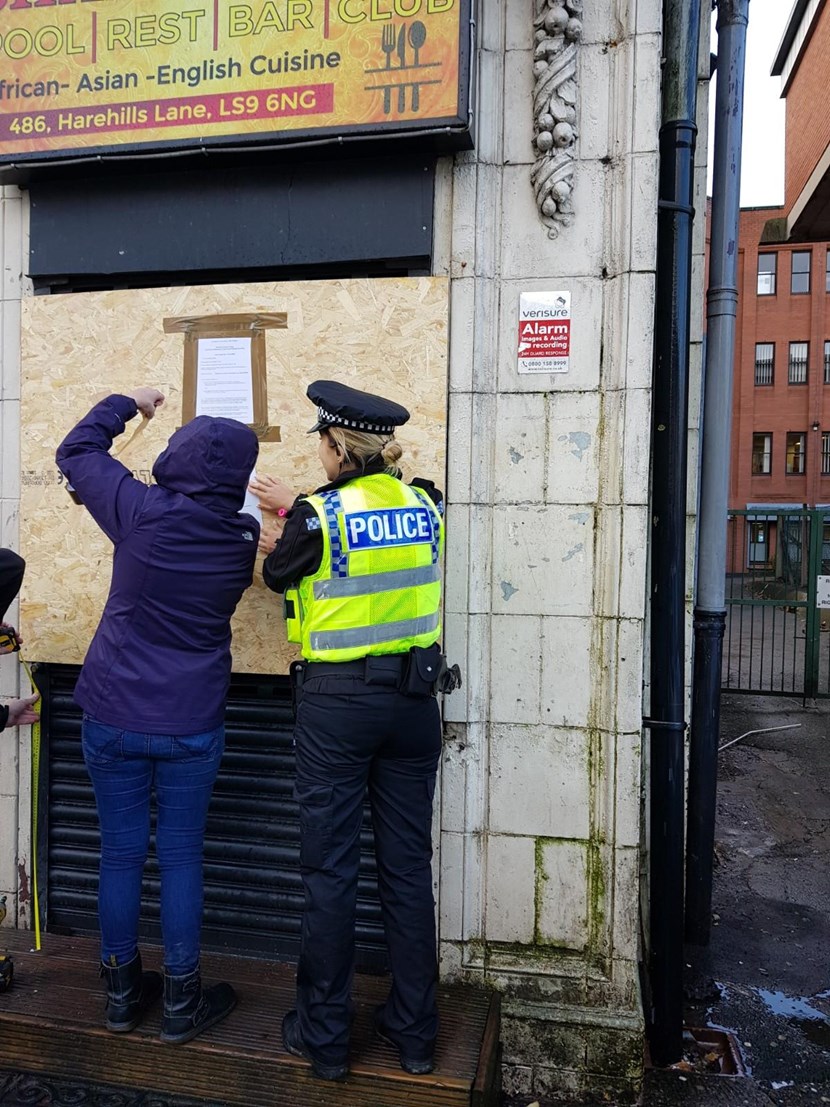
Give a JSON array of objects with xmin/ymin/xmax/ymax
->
[{"xmin": 642, "ymin": 718, "xmax": 688, "ymax": 733}]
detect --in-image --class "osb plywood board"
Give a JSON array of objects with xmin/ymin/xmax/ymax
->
[{"xmin": 20, "ymin": 278, "xmax": 448, "ymax": 675}]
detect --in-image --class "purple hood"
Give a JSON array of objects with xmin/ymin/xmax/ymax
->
[{"xmin": 153, "ymin": 416, "xmax": 259, "ymax": 513}]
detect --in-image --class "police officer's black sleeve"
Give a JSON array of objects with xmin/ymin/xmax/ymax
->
[
  {"xmin": 0, "ymin": 549, "xmax": 25, "ymax": 623},
  {"xmin": 410, "ymin": 478, "xmax": 444, "ymax": 510},
  {"xmin": 262, "ymin": 500, "xmax": 324, "ymax": 595},
  {"xmin": 0, "ymin": 704, "xmax": 8, "ymax": 731}
]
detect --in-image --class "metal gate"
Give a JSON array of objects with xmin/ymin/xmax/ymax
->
[
  {"xmin": 39, "ymin": 665, "xmax": 388, "ymax": 970},
  {"xmin": 723, "ymin": 508, "xmax": 830, "ymax": 697}
]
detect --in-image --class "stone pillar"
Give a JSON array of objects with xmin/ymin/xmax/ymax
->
[{"xmin": 432, "ymin": 0, "xmax": 706, "ymax": 1099}]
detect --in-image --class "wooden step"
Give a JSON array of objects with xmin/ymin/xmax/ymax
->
[{"xmin": 0, "ymin": 933, "xmax": 501, "ymax": 1107}]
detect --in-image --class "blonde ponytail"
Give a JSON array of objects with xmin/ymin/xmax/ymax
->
[
  {"xmin": 325, "ymin": 426, "xmax": 404, "ymax": 475},
  {"xmin": 380, "ymin": 440, "xmax": 403, "ymax": 471}
]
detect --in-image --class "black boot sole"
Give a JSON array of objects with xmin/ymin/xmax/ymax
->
[
  {"xmin": 160, "ymin": 993, "xmax": 238, "ymax": 1045},
  {"xmin": 281, "ymin": 1012, "xmax": 348, "ymax": 1081},
  {"xmin": 373, "ymin": 1014, "xmax": 435, "ymax": 1075}
]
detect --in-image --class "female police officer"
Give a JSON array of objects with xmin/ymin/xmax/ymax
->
[{"xmin": 251, "ymin": 380, "xmax": 449, "ymax": 1082}]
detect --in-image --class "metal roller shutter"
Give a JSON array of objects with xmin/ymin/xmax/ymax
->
[{"xmin": 40, "ymin": 665, "xmax": 388, "ymax": 972}]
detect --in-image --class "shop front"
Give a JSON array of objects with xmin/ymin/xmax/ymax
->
[{"xmin": 3, "ymin": 0, "xmax": 470, "ymax": 970}]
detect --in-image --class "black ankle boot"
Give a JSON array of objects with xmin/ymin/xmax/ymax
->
[
  {"xmin": 100, "ymin": 952, "xmax": 162, "ymax": 1033},
  {"xmin": 160, "ymin": 965, "xmax": 237, "ymax": 1045}
]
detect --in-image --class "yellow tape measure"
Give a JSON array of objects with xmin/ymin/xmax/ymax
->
[{"xmin": 19, "ymin": 657, "xmax": 42, "ymax": 952}]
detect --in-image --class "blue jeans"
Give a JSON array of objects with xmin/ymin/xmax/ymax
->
[{"xmin": 82, "ymin": 715, "xmax": 224, "ymax": 975}]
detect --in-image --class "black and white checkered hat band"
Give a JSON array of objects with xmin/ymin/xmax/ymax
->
[{"xmin": 317, "ymin": 406, "xmax": 395, "ymax": 433}]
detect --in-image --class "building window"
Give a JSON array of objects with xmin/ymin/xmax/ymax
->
[
  {"xmin": 786, "ymin": 432, "xmax": 806, "ymax": 475},
  {"xmin": 757, "ymin": 253, "xmax": 777, "ymax": 295},
  {"xmin": 748, "ymin": 521, "xmax": 770, "ymax": 566},
  {"xmin": 754, "ymin": 343, "xmax": 774, "ymax": 385},
  {"xmin": 789, "ymin": 341, "xmax": 809, "ymax": 384},
  {"xmin": 823, "ymin": 433, "xmax": 830, "ymax": 475},
  {"xmin": 825, "ymin": 341, "xmax": 830, "ymax": 384},
  {"xmin": 826, "ymin": 250, "xmax": 830, "ymax": 292},
  {"xmin": 791, "ymin": 251, "xmax": 811, "ymax": 294},
  {"xmin": 752, "ymin": 433, "xmax": 772, "ymax": 475}
]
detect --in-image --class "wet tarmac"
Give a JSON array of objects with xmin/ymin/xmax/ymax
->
[
  {"xmin": 677, "ymin": 695, "xmax": 830, "ymax": 1106},
  {"xmin": 505, "ymin": 693, "xmax": 830, "ymax": 1107}
]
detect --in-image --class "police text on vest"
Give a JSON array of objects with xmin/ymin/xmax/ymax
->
[{"xmin": 345, "ymin": 508, "xmax": 433, "ymax": 550}]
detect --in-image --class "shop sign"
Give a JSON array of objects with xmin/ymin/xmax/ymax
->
[
  {"xmin": 517, "ymin": 290, "xmax": 571, "ymax": 374},
  {"xmin": 0, "ymin": 0, "xmax": 470, "ymax": 166}
]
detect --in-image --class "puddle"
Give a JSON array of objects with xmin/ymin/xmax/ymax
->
[
  {"xmin": 754, "ymin": 988, "xmax": 830, "ymax": 1050},
  {"xmin": 706, "ymin": 985, "xmax": 753, "ymax": 1075}
]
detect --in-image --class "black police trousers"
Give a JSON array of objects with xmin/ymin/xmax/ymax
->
[{"xmin": 293, "ymin": 678, "xmax": 442, "ymax": 1068}]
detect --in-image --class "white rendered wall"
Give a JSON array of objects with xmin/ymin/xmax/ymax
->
[{"xmin": 432, "ymin": 0, "xmax": 698, "ymax": 1099}]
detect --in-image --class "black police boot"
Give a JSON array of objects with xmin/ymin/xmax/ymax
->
[
  {"xmin": 100, "ymin": 952, "xmax": 162, "ymax": 1033},
  {"xmin": 281, "ymin": 1010, "xmax": 349, "ymax": 1081},
  {"xmin": 159, "ymin": 966, "xmax": 237, "ymax": 1045},
  {"xmin": 373, "ymin": 1006, "xmax": 435, "ymax": 1075}
]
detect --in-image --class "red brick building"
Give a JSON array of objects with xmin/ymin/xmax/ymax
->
[
  {"xmin": 730, "ymin": 207, "xmax": 830, "ymax": 521},
  {"xmin": 725, "ymin": 0, "xmax": 830, "ymax": 570},
  {"xmin": 773, "ymin": 0, "xmax": 830, "ymax": 241}
]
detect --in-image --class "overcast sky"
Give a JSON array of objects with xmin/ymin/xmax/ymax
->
[{"xmin": 708, "ymin": 0, "xmax": 790, "ymax": 208}]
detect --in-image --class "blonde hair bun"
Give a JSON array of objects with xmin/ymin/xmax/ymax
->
[{"xmin": 381, "ymin": 440, "xmax": 403, "ymax": 466}]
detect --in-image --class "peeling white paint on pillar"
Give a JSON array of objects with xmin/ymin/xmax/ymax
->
[{"xmin": 436, "ymin": 0, "xmax": 708, "ymax": 1098}]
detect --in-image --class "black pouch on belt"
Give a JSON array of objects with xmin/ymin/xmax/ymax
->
[
  {"xmin": 289, "ymin": 659, "xmax": 307, "ymax": 718},
  {"xmin": 364, "ymin": 654, "xmax": 405, "ymax": 687},
  {"xmin": 402, "ymin": 643, "xmax": 445, "ymax": 697}
]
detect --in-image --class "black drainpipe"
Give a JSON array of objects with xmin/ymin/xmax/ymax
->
[{"xmin": 645, "ymin": 0, "xmax": 702, "ymax": 1068}]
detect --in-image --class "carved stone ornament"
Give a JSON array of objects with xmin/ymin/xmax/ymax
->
[{"xmin": 531, "ymin": 0, "xmax": 583, "ymax": 238}]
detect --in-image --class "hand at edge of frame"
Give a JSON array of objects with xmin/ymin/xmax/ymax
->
[{"xmin": 6, "ymin": 693, "xmax": 40, "ymax": 727}]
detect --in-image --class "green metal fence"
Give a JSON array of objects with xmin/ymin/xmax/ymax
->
[{"xmin": 723, "ymin": 508, "xmax": 830, "ymax": 698}]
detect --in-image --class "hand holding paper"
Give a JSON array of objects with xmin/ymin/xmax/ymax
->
[{"xmin": 249, "ymin": 474, "xmax": 296, "ymax": 514}]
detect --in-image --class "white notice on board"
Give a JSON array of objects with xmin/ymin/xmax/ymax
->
[
  {"xmin": 241, "ymin": 467, "xmax": 263, "ymax": 527},
  {"xmin": 817, "ymin": 575, "xmax": 830, "ymax": 608},
  {"xmin": 196, "ymin": 337, "xmax": 254, "ymax": 423}
]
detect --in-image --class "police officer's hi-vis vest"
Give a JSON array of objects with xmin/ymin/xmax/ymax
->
[{"xmin": 284, "ymin": 473, "xmax": 444, "ymax": 663}]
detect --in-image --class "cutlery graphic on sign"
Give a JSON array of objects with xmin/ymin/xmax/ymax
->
[
  {"xmin": 380, "ymin": 23, "xmax": 395, "ymax": 112},
  {"xmin": 409, "ymin": 21, "xmax": 427, "ymax": 67},
  {"xmin": 396, "ymin": 26, "xmax": 407, "ymax": 110},
  {"xmin": 381, "ymin": 24, "xmax": 395, "ymax": 68},
  {"xmin": 364, "ymin": 22, "xmax": 442, "ymax": 115}
]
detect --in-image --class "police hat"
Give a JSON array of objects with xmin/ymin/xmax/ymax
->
[{"xmin": 306, "ymin": 380, "xmax": 410, "ymax": 435}]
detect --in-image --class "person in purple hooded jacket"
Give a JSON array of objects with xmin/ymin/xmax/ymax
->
[{"xmin": 56, "ymin": 388, "xmax": 259, "ymax": 1045}]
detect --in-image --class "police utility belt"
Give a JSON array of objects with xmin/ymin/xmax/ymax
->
[{"xmin": 290, "ymin": 644, "xmax": 462, "ymax": 700}]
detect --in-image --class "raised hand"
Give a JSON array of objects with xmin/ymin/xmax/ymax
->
[{"xmin": 130, "ymin": 388, "xmax": 165, "ymax": 419}]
